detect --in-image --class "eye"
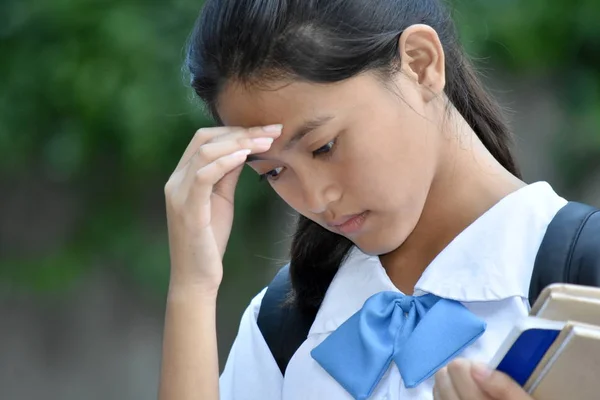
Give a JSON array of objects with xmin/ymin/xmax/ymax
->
[
  {"xmin": 312, "ymin": 139, "xmax": 336, "ymax": 157},
  {"xmin": 259, "ymin": 166, "xmax": 285, "ymax": 182}
]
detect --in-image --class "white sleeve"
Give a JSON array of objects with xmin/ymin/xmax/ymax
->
[{"xmin": 219, "ymin": 288, "xmax": 283, "ymax": 400}]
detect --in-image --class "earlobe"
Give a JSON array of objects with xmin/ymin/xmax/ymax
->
[{"xmin": 398, "ymin": 24, "xmax": 446, "ymax": 102}]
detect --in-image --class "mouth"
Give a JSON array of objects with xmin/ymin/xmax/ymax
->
[{"xmin": 327, "ymin": 211, "xmax": 369, "ymax": 235}]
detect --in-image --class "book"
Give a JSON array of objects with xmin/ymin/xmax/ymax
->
[
  {"xmin": 488, "ymin": 284, "xmax": 600, "ymax": 400},
  {"xmin": 531, "ymin": 284, "xmax": 600, "ymax": 326},
  {"xmin": 489, "ymin": 317, "xmax": 566, "ymax": 386},
  {"xmin": 524, "ymin": 323, "xmax": 600, "ymax": 399}
]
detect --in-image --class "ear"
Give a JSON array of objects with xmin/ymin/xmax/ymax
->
[{"xmin": 398, "ymin": 24, "xmax": 446, "ymax": 102}]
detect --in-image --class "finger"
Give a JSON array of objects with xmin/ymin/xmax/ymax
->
[
  {"xmin": 206, "ymin": 124, "xmax": 283, "ymax": 146},
  {"xmin": 433, "ymin": 366, "xmax": 461, "ymax": 400},
  {"xmin": 447, "ymin": 359, "xmax": 490, "ymax": 400},
  {"xmin": 181, "ymin": 136, "xmax": 274, "ymax": 192},
  {"xmin": 194, "ymin": 136, "xmax": 274, "ymax": 168},
  {"xmin": 175, "ymin": 126, "xmax": 243, "ymax": 171},
  {"xmin": 176, "ymin": 124, "xmax": 282, "ymax": 171},
  {"xmin": 186, "ymin": 149, "xmax": 251, "ymax": 206},
  {"xmin": 471, "ymin": 363, "xmax": 531, "ymax": 400},
  {"xmin": 212, "ymin": 163, "xmax": 245, "ymax": 203}
]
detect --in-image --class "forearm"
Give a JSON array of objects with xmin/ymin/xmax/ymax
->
[
  {"xmin": 158, "ymin": 123, "xmax": 280, "ymax": 399},
  {"xmin": 158, "ymin": 285, "xmax": 220, "ymax": 400}
]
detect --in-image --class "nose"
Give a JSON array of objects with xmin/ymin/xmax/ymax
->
[{"xmin": 298, "ymin": 170, "xmax": 341, "ymax": 215}]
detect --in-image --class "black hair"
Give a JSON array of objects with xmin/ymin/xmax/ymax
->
[{"xmin": 186, "ymin": 0, "xmax": 521, "ymax": 311}]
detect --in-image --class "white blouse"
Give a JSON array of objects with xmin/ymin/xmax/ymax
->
[{"xmin": 219, "ymin": 182, "xmax": 568, "ymax": 400}]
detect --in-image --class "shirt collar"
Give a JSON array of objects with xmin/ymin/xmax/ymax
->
[{"xmin": 308, "ymin": 182, "xmax": 567, "ymax": 336}]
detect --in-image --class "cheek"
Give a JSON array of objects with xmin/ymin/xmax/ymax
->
[{"xmin": 343, "ymin": 122, "xmax": 438, "ymax": 208}]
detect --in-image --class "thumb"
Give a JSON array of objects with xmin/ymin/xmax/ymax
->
[{"xmin": 471, "ymin": 362, "xmax": 532, "ymax": 400}]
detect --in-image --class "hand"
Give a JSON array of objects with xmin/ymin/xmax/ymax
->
[
  {"xmin": 164, "ymin": 124, "xmax": 283, "ymax": 292},
  {"xmin": 433, "ymin": 359, "xmax": 534, "ymax": 400}
]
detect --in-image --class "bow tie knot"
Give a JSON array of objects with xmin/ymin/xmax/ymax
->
[
  {"xmin": 311, "ymin": 291, "xmax": 486, "ymax": 400},
  {"xmin": 397, "ymin": 295, "xmax": 416, "ymax": 314}
]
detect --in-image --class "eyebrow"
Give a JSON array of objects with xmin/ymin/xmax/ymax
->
[{"xmin": 246, "ymin": 114, "xmax": 335, "ymax": 162}]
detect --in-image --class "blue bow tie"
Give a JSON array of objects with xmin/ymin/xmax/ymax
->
[{"xmin": 310, "ymin": 291, "xmax": 486, "ymax": 400}]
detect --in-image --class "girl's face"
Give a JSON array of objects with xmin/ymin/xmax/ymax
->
[{"xmin": 217, "ymin": 70, "xmax": 447, "ymax": 256}]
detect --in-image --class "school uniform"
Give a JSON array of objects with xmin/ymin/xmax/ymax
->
[{"xmin": 219, "ymin": 182, "xmax": 567, "ymax": 400}]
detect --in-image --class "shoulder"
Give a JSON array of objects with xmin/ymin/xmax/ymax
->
[
  {"xmin": 229, "ymin": 286, "xmax": 268, "ymax": 345},
  {"xmin": 247, "ymin": 286, "xmax": 268, "ymax": 320},
  {"xmin": 530, "ymin": 201, "xmax": 600, "ymax": 302},
  {"xmin": 219, "ymin": 287, "xmax": 283, "ymax": 399}
]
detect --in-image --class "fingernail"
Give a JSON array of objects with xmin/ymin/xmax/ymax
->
[
  {"xmin": 471, "ymin": 362, "xmax": 492, "ymax": 381},
  {"xmin": 230, "ymin": 149, "xmax": 251, "ymax": 158},
  {"xmin": 262, "ymin": 124, "xmax": 283, "ymax": 132},
  {"xmin": 252, "ymin": 137, "xmax": 274, "ymax": 146}
]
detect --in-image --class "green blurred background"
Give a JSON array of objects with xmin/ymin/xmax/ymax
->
[{"xmin": 1, "ymin": 0, "xmax": 599, "ymax": 399}]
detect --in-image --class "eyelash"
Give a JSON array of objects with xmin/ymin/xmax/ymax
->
[
  {"xmin": 258, "ymin": 138, "xmax": 338, "ymax": 182},
  {"xmin": 312, "ymin": 139, "xmax": 336, "ymax": 159},
  {"xmin": 258, "ymin": 167, "xmax": 283, "ymax": 182}
]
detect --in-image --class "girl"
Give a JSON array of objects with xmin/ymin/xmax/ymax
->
[{"xmin": 159, "ymin": 0, "xmax": 573, "ymax": 399}]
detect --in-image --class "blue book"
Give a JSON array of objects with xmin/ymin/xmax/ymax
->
[
  {"xmin": 489, "ymin": 318, "xmax": 565, "ymax": 387},
  {"xmin": 489, "ymin": 318, "xmax": 600, "ymax": 400},
  {"xmin": 487, "ymin": 283, "xmax": 600, "ymax": 400}
]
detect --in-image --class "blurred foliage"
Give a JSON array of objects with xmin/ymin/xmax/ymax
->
[
  {"xmin": 452, "ymin": 0, "xmax": 600, "ymax": 186},
  {"xmin": 1, "ymin": 0, "xmax": 599, "ymax": 296}
]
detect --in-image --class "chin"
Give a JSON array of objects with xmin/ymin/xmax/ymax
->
[{"xmin": 351, "ymin": 234, "xmax": 405, "ymax": 257}]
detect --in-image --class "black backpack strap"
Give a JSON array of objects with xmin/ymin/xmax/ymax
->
[
  {"xmin": 529, "ymin": 201, "xmax": 600, "ymax": 306},
  {"xmin": 257, "ymin": 264, "xmax": 318, "ymax": 375}
]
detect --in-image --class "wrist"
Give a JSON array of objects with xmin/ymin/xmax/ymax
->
[{"xmin": 167, "ymin": 279, "xmax": 220, "ymax": 302}]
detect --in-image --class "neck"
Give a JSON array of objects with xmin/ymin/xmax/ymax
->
[{"xmin": 379, "ymin": 111, "xmax": 525, "ymax": 295}]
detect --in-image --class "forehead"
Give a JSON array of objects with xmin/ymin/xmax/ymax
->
[{"xmin": 216, "ymin": 74, "xmax": 380, "ymax": 128}]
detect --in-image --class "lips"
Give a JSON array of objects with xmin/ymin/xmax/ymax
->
[{"xmin": 327, "ymin": 211, "xmax": 369, "ymax": 235}]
